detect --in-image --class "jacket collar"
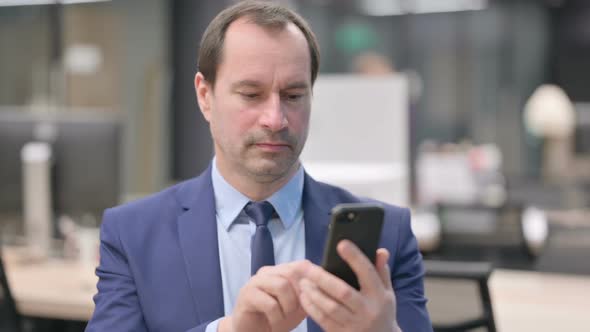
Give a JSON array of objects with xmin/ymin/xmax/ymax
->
[{"xmin": 175, "ymin": 164, "xmax": 331, "ymax": 332}]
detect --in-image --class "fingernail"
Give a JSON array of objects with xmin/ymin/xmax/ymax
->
[{"xmin": 338, "ymin": 240, "xmax": 350, "ymax": 252}]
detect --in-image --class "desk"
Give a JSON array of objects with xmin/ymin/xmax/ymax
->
[
  {"xmin": 3, "ymin": 246, "xmax": 590, "ymax": 330},
  {"xmin": 2, "ymin": 247, "xmax": 96, "ymax": 321},
  {"xmin": 490, "ymin": 269, "xmax": 590, "ymax": 331}
]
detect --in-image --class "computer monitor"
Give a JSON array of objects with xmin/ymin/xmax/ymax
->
[{"xmin": 0, "ymin": 110, "xmax": 122, "ymax": 225}]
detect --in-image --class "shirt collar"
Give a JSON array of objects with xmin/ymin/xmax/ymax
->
[{"xmin": 211, "ymin": 157, "xmax": 304, "ymax": 231}]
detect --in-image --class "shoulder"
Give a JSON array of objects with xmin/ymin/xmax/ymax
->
[
  {"xmin": 309, "ymin": 177, "xmax": 413, "ymax": 253},
  {"xmin": 101, "ymin": 177, "xmax": 199, "ymax": 231},
  {"xmin": 311, "ymin": 177, "xmax": 410, "ymax": 223}
]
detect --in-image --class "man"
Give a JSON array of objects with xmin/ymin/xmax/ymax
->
[{"xmin": 86, "ymin": 1, "xmax": 431, "ymax": 331}]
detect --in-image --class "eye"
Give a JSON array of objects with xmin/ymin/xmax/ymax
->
[
  {"xmin": 237, "ymin": 90, "xmax": 262, "ymax": 100},
  {"xmin": 283, "ymin": 91, "xmax": 306, "ymax": 102},
  {"xmin": 240, "ymin": 92, "xmax": 260, "ymax": 100}
]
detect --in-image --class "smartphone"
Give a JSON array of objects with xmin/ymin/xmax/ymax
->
[{"xmin": 321, "ymin": 203, "xmax": 385, "ymax": 289}]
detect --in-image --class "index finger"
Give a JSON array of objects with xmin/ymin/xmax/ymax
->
[
  {"xmin": 269, "ymin": 260, "xmax": 314, "ymax": 292},
  {"xmin": 337, "ymin": 240, "xmax": 384, "ymax": 294},
  {"xmin": 302, "ymin": 262, "xmax": 365, "ymax": 313}
]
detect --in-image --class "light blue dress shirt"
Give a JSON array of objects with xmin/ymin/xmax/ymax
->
[{"xmin": 206, "ymin": 158, "xmax": 308, "ymax": 332}]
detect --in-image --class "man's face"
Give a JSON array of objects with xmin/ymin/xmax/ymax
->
[{"xmin": 196, "ymin": 18, "xmax": 312, "ymax": 183}]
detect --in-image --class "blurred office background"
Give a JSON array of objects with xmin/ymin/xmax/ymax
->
[{"xmin": 1, "ymin": 0, "xmax": 590, "ymax": 331}]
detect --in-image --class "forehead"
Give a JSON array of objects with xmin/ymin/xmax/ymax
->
[{"xmin": 216, "ymin": 17, "xmax": 311, "ymax": 87}]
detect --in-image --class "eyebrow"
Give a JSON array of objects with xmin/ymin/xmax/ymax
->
[
  {"xmin": 230, "ymin": 80, "xmax": 310, "ymax": 91},
  {"xmin": 231, "ymin": 80, "xmax": 262, "ymax": 90},
  {"xmin": 283, "ymin": 81, "xmax": 310, "ymax": 90}
]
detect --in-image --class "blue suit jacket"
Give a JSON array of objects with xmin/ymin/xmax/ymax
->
[{"xmin": 86, "ymin": 166, "xmax": 431, "ymax": 332}]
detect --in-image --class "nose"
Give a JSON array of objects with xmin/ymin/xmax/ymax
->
[{"xmin": 258, "ymin": 94, "xmax": 287, "ymax": 132}]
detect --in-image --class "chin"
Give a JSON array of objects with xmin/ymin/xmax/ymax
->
[{"xmin": 247, "ymin": 158, "xmax": 296, "ymax": 179}]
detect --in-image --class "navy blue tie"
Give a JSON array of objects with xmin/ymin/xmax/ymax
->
[{"xmin": 244, "ymin": 201, "xmax": 276, "ymax": 275}]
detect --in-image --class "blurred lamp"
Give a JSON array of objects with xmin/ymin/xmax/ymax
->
[
  {"xmin": 523, "ymin": 84, "xmax": 575, "ymax": 139},
  {"xmin": 524, "ymin": 84, "xmax": 576, "ymax": 181}
]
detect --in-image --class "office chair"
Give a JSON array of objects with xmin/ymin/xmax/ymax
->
[
  {"xmin": 424, "ymin": 260, "xmax": 496, "ymax": 332},
  {"xmin": 0, "ymin": 248, "xmax": 22, "ymax": 332},
  {"xmin": 434, "ymin": 202, "xmax": 548, "ymax": 264}
]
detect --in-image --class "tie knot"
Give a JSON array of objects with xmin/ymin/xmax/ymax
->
[{"xmin": 244, "ymin": 201, "xmax": 275, "ymax": 226}]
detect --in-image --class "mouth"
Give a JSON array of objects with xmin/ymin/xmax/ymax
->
[{"xmin": 254, "ymin": 142, "xmax": 292, "ymax": 152}]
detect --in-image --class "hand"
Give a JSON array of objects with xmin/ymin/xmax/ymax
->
[
  {"xmin": 219, "ymin": 261, "xmax": 310, "ymax": 332},
  {"xmin": 298, "ymin": 240, "xmax": 400, "ymax": 332}
]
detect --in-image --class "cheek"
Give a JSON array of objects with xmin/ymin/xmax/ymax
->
[
  {"xmin": 212, "ymin": 103, "xmax": 257, "ymax": 140},
  {"xmin": 288, "ymin": 109, "xmax": 311, "ymax": 136}
]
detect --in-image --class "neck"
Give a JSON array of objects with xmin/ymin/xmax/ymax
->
[{"xmin": 215, "ymin": 159, "xmax": 300, "ymax": 202}]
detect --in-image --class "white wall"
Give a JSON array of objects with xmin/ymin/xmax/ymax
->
[{"xmin": 301, "ymin": 74, "xmax": 410, "ymax": 207}]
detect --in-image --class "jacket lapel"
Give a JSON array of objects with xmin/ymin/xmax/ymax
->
[
  {"xmin": 176, "ymin": 165, "xmax": 225, "ymax": 324},
  {"xmin": 303, "ymin": 173, "xmax": 332, "ymax": 332},
  {"xmin": 175, "ymin": 168, "xmax": 332, "ymax": 330},
  {"xmin": 303, "ymin": 173, "xmax": 331, "ymax": 265}
]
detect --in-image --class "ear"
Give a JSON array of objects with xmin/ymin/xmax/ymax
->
[{"xmin": 195, "ymin": 72, "xmax": 213, "ymax": 122}]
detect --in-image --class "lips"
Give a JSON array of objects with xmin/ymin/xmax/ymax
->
[{"xmin": 254, "ymin": 142, "xmax": 291, "ymax": 152}]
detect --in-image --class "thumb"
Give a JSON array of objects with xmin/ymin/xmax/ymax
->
[{"xmin": 376, "ymin": 248, "xmax": 393, "ymax": 290}]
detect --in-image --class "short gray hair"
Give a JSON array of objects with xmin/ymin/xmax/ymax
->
[{"xmin": 197, "ymin": 0, "xmax": 320, "ymax": 88}]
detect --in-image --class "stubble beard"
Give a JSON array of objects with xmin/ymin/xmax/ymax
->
[
  {"xmin": 240, "ymin": 130, "xmax": 303, "ymax": 184},
  {"xmin": 240, "ymin": 143, "xmax": 301, "ymax": 184}
]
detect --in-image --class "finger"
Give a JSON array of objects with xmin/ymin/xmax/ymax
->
[
  {"xmin": 299, "ymin": 289, "xmax": 344, "ymax": 332},
  {"xmin": 247, "ymin": 287, "xmax": 285, "ymax": 326},
  {"xmin": 337, "ymin": 240, "xmax": 384, "ymax": 293},
  {"xmin": 260, "ymin": 261, "xmax": 317, "ymax": 306},
  {"xmin": 299, "ymin": 278, "xmax": 354, "ymax": 325},
  {"xmin": 376, "ymin": 248, "xmax": 393, "ymax": 290},
  {"xmin": 261, "ymin": 260, "xmax": 312, "ymax": 294},
  {"xmin": 275, "ymin": 260, "xmax": 314, "ymax": 293},
  {"xmin": 304, "ymin": 263, "xmax": 364, "ymax": 312},
  {"xmin": 254, "ymin": 274, "xmax": 300, "ymax": 315}
]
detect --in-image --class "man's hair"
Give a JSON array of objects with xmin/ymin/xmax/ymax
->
[{"xmin": 198, "ymin": 0, "xmax": 320, "ymax": 88}]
